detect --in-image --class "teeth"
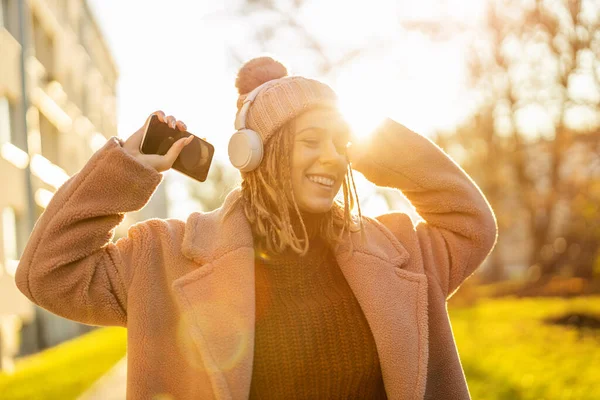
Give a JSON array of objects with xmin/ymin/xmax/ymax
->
[{"xmin": 308, "ymin": 175, "xmax": 335, "ymax": 186}]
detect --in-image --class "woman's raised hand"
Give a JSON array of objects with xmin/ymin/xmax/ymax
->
[
  {"xmin": 122, "ymin": 111, "xmax": 193, "ymax": 173},
  {"xmin": 346, "ymin": 132, "xmax": 369, "ymax": 171}
]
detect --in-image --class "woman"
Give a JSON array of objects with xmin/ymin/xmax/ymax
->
[{"xmin": 16, "ymin": 56, "xmax": 497, "ymax": 399}]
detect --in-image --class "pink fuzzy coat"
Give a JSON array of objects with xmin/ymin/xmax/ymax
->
[{"xmin": 16, "ymin": 118, "xmax": 497, "ymax": 399}]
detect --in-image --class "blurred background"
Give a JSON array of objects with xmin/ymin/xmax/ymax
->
[{"xmin": 0, "ymin": 0, "xmax": 599, "ymax": 398}]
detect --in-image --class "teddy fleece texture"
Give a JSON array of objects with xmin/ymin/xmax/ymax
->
[{"xmin": 16, "ymin": 118, "xmax": 497, "ymax": 400}]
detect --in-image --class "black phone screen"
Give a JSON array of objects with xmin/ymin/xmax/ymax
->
[{"xmin": 140, "ymin": 115, "xmax": 214, "ymax": 182}]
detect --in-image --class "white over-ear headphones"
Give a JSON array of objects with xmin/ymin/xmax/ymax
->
[{"xmin": 228, "ymin": 79, "xmax": 283, "ymax": 172}]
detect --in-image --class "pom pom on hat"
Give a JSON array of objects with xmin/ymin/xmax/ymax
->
[
  {"xmin": 235, "ymin": 57, "xmax": 288, "ymax": 95},
  {"xmin": 233, "ymin": 55, "xmax": 337, "ymax": 146}
]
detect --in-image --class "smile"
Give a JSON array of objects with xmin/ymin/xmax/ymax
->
[{"xmin": 307, "ymin": 174, "xmax": 336, "ymax": 188}]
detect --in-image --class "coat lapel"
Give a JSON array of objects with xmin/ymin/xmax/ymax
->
[
  {"xmin": 173, "ymin": 190, "xmax": 256, "ymax": 400},
  {"xmin": 334, "ymin": 220, "xmax": 429, "ymax": 400},
  {"xmin": 173, "ymin": 189, "xmax": 429, "ymax": 400}
]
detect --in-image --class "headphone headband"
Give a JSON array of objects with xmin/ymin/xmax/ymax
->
[
  {"xmin": 234, "ymin": 78, "xmax": 284, "ymax": 130},
  {"xmin": 229, "ymin": 78, "xmax": 285, "ymax": 172}
]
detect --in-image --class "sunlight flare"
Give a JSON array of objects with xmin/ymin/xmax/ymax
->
[{"xmin": 336, "ymin": 64, "xmax": 392, "ymax": 139}]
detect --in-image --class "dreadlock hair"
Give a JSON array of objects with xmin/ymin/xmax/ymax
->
[{"xmin": 234, "ymin": 114, "xmax": 363, "ymax": 256}]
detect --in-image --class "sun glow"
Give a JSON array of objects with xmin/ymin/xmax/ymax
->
[
  {"xmin": 331, "ymin": 0, "xmax": 486, "ymax": 141},
  {"xmin": 336, "ymin": 39, "xmax": 473, "ymax": 143},
  {"xmin": 336, "ymin": 63, "xmax": 393, "ymax": 139},
  {"xmin": 330, "ymin": 0, "xmax": 485, "ymax": 216}
]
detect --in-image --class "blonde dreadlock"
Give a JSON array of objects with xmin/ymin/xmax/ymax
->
[{"xmin": 236, "ymin": 116, "xmax": 363, "ymax": 256}]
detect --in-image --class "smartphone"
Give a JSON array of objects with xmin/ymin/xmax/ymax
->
[{"xmin": 140, "ymin": 115, "xmax": 214, "ymax": 182}]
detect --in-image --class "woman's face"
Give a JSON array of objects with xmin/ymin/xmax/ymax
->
[{"xmin": 290, "ymin": 108, "xmax": 350, "ymax": 214}]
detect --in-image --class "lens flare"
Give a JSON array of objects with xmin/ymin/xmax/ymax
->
[{"xmin": 176, "ymin": 305, "xmax": 251, "ymax": 372}]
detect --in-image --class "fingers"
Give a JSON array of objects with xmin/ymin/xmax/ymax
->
[
  {"xmin": 162, "ymin": 114, "xmax": 186, "ymax": 131},
  {"xmin": 162, "ymin": 136, "xmax": 194, "ymax": 167},
  {"xmin": 147, "ymin": 110, "xmax": 186, "ymax": 130},
  {"xmin": 138, "ymin": 110, "xmax": 167, "ymax": 135},
  {"xmin": 165, "ymin": 115, "xmax": 177, "ymax": 129},
  {"xmin": 153, "ymin": 110, "xmax": 166, "ymax": 122},
  {"xmin": 176, "ymin": 120, "xmax": 187, "ymax": 131}
]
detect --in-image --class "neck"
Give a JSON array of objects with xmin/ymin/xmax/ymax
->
[{"xmin": 293, "ymin": 210, "xmax": 328, "ymax": 240}]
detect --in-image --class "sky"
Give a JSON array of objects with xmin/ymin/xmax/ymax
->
[
  {"xmin": 87, "ymin": 0, "xmax": 485, "ymax": 146},
  {"xmin": 86, "ymin": 0, "xmax": 485, "ymax": 217},
  {"xmin": 87, "ymin": 0, "xmax": 239, "ymax": 156}
]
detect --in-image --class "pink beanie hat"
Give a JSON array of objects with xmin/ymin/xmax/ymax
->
[{"xmin": 234, "ymin": 57, "xmax": 339, "ymax": 144}]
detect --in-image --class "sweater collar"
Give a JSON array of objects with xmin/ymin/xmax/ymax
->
[{"xmin": 181, "ymin": 188, "xmax": 409, "ymax": 268}]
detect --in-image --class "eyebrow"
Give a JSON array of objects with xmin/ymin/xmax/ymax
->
[
  {"xmin": 295, "ymin": 126, "xmax": 325, "ymax": 135},
  {"xmin": 295, "ymin": 125, "xmax": 349, "ymax": 135}
]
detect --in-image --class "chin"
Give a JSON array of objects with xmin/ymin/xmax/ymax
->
[{"xmin": 298, "ymin": 200, "xmax": 335, "ymax": 214}]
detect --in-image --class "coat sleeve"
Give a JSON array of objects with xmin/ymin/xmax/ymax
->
[
  {"xmin": 15, "ymin": 137, "xmax": 163, "ymax": 327},
  {"xmin": 354, "ymin": 118, "xmax": 498, "ymax": 298}
]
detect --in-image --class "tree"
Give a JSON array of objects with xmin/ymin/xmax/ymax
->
[{"xmin": 448, "ymin": 0, "xmax": 600, "ymax": 281}]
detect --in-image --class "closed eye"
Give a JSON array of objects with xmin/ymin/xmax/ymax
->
[{"xmin": 302, "ymin": 138, "xmax": 320, "ymax": 147}]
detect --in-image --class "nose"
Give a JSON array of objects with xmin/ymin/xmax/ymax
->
[{"xmin": 319, "ymin": 138, "xmax": 346, "ymax": 165}]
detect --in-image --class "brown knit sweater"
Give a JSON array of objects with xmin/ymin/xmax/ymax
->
[{"xmin": 249, "ymin": 229, "xmax": 387, "ymax": 399}]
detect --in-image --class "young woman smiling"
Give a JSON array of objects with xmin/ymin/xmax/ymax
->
[{"xmin": 16, "ymin": 56, "xmax": 497, "ymax": 399}]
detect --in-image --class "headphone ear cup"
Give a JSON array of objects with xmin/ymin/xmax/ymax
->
[{"xmin": 228, "ymin": 129, "xmax": 264, "ymax": 172}]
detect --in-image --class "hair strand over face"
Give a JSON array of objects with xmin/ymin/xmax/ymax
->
[{"xmin": 235, "ymin": 119, "xmax": 363, "ymax": 256}]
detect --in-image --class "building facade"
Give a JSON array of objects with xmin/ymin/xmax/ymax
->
[{"xmin": 0, "ymin": 0, "xmax": 167, "ymax": 370}]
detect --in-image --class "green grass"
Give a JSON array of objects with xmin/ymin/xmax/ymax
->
[
  {"xmin": 0, "ymin": 326, "xmax": 127, "ymax": 400},
  {"xmin": 451, "ymin": 296, "xmax": 600, "ymax": 400},
  {"xmin": 0, "ymin": 298, "xmax": 598, "ymax": 400}
]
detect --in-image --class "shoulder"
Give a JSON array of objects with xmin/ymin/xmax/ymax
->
[
  {"xmin": 128, "ymin": 212, "xmax": 224, "ymax": 240},
  {"xmin": 374, "ymin": 212, "xmax": 417, "ymax": 235},
  {"xmin": 125, "ymin": 217, "xmax": 187, "ymax": 244},
  {"xmin": 370, "ymin": 212, "xmax": 423, "ymax": 264}
]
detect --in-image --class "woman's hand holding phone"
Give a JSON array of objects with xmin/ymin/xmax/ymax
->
[{"xmin": 122, "ymin": 111, "xmax": 193, "ymax": 173}]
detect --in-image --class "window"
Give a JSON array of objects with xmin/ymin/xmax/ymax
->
[
  {"xmin": 39, "ymin": 113, "xmax": 60, "ymax": 166},
  {"xmin": 2, "ymin": 207, "xmax": 17, "ymax": 261},
  {"xmin": 0, "ymin": 97, "xmax": 12, "ymax": 144},
  {"xmin": 2, "ymin": 207, "xmax": 23, "ymax": 277},
  {"xmin": 0, "ymin": 0, "xmax": 8, "ymax": 29},
  {"xmin": 57, "ymin": 0, "xmax": 69, "ymax": 25},
  {"xmin": 32, "ymin": 13, "xmax": 55, "ymax": 82},
  {"xmin": 0, "ymin": 0, "xmax": 18, "ymax": 38},
  {"xmin": 79, "ymin": 63, "xmax": 89, "ymax": 114},
  {"xmin": 80, "ymin": 82, "xmax": 88, "ymax": 115},
  {"xmin": 78, "ymin": 10, "xmax": 86, "ymax": 43}
]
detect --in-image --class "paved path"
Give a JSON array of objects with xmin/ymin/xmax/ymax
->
[{"xmin": 77, "ymin": 356, "xmax": 127, "ymax": 400}]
